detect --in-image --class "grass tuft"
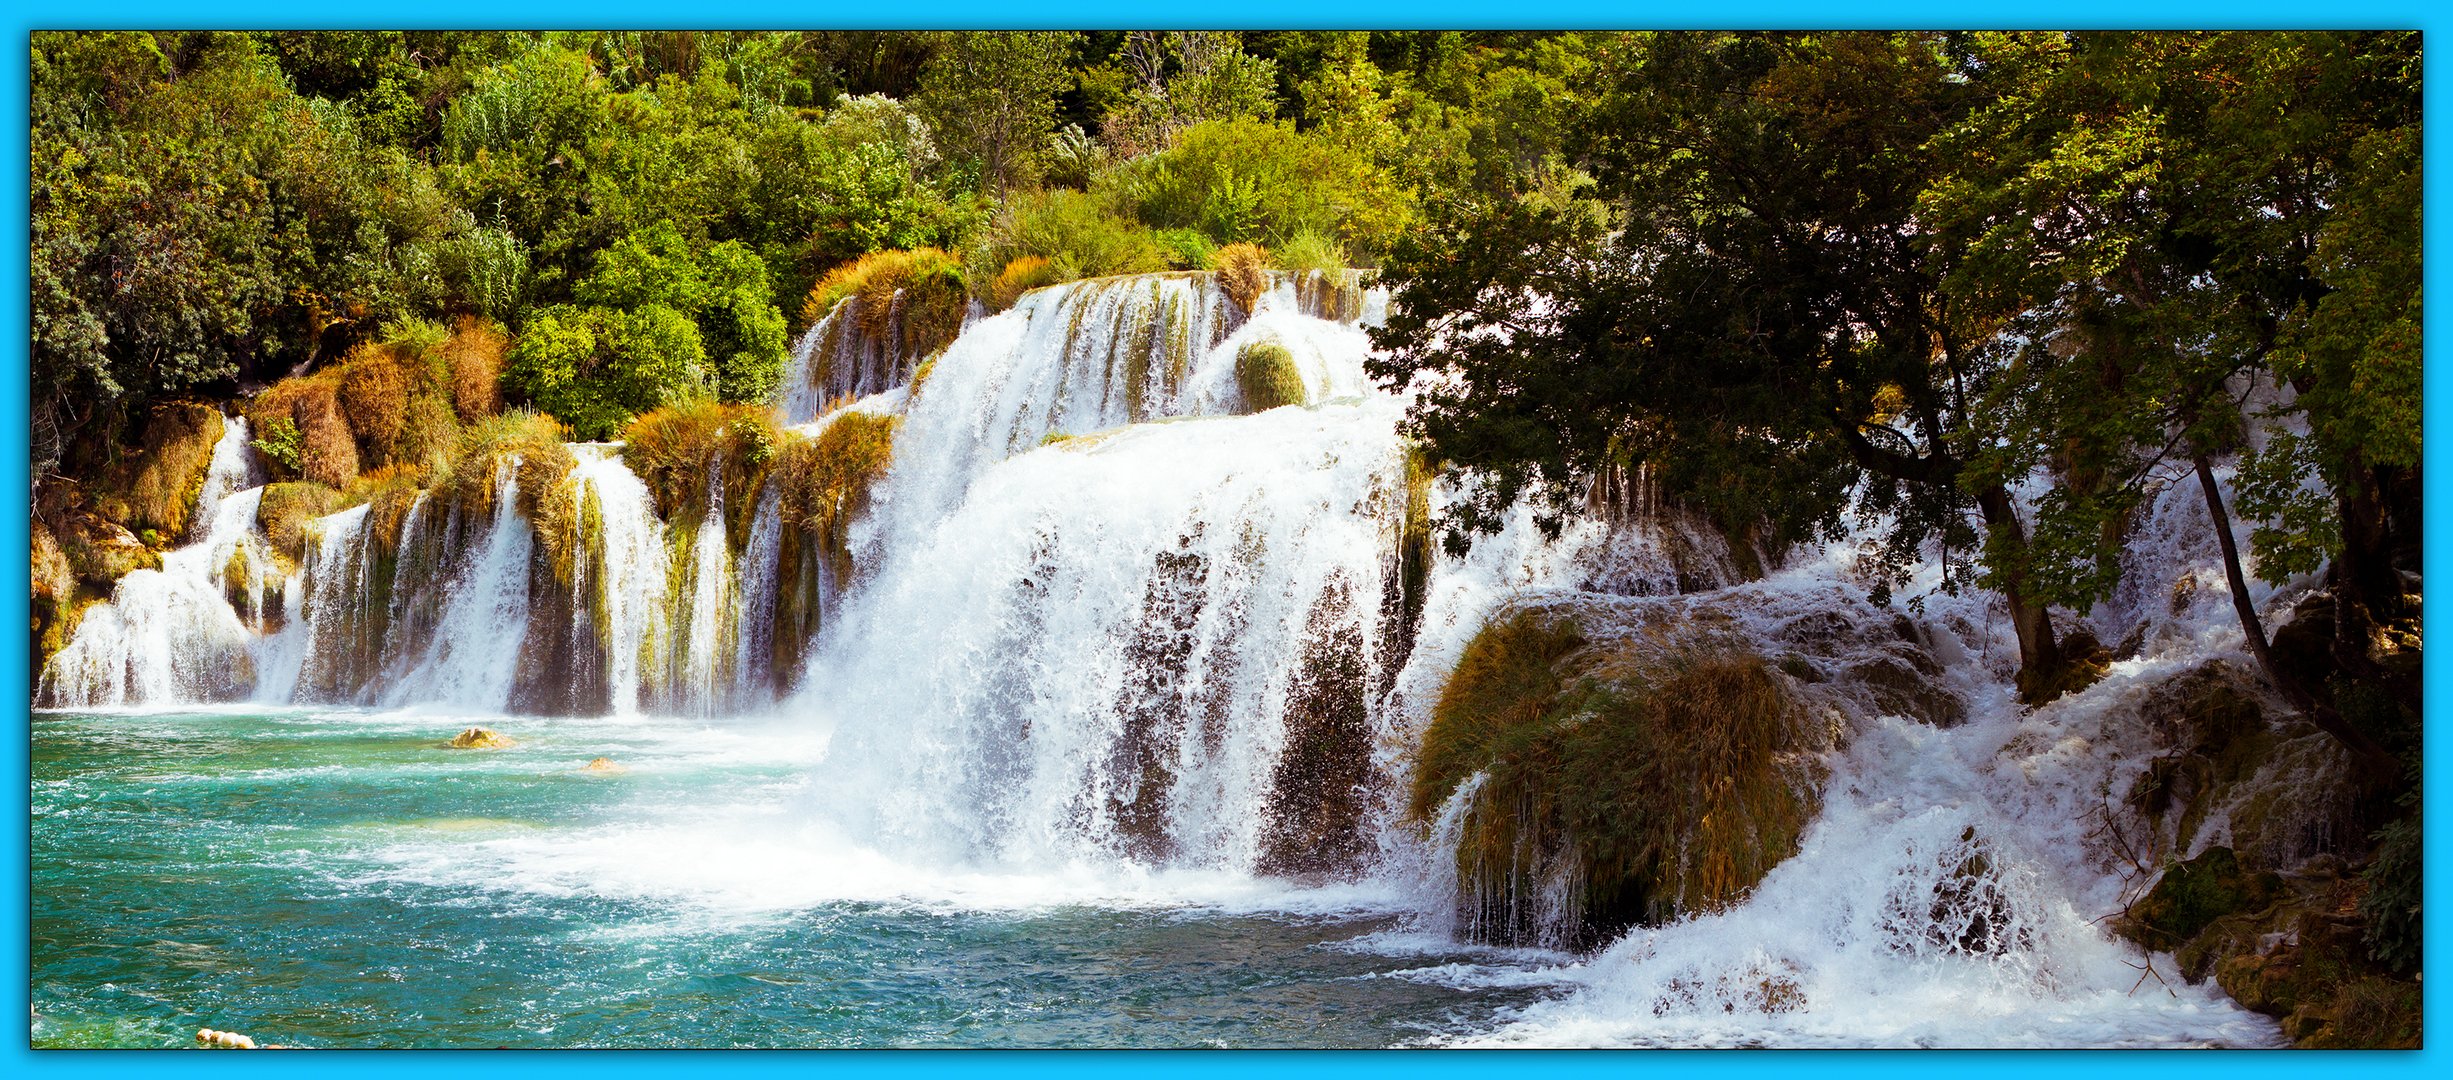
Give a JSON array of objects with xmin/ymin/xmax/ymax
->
[{"xmin": 1213, "ymin": 242, "xmax": 1272, "ymax": 313}]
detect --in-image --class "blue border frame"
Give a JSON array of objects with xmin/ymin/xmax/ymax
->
[{"xmin": 4, "ymin": 5, "xmax": 2444, "ymax": 1077}]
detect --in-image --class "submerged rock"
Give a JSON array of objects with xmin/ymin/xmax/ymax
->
[
  {"xmin": 581, "ymin": 757, "xmax": 626, "ymax": 774},
  {"xmin": 446, "ymin": 727, "xmax": 515, "ymax": 750}
]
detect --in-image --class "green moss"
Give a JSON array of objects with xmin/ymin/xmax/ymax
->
[
  {"xmin": 256, "ymin": 482, "xmax": 344, "ymax": 567},
  {"xmin": 1235, "ymin": 340, "xmax": 1306, "ymax": 413},
  {"xmin": 1415, "ymin": 610, "xmax": 1819, "ymax": 947},
  {"xmin": 2123, "ymin": 847, "xmax": 2282, "ymax": 951}
]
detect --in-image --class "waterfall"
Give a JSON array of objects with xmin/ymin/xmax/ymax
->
[
  {"xmin": 39, "ymin": 417, "xmax": 265, "ymax": 706},
  {"xmin": 570, "ymin": 445, "xmax": 671, "ymax": 716}
]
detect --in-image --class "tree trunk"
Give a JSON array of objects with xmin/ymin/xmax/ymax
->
[
  {"xmin": 2194, "ymin": 453, "xmax": 2400, "ymax": 785},
  {"xmin": 1974, "ymin": 483, "xmax": 2065, "ymax": 703}
]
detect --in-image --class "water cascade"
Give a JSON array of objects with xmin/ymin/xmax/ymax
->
[{"xmin": 34, "ymin": 267, "xmax": 2300, "ymax": 1046}]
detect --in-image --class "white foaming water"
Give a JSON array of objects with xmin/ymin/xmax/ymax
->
[
  {"xmin": 383, "ymin": 459, "xmax": 535, "ymax": 709},
  {"xmin": 571, "ymin": 445, "xmax": 673, "ymax": 716},
  {"xmin": 35, "ymin": 270, "xmax": 2300, "ymax": 1046},
  {"xmin": 40, "ymin": 417, "xmax": 266, "ymax": 705}
]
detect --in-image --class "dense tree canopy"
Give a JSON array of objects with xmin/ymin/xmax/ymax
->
[{"xmin": 1369, "ymin": 31, "xmax": 2420, "ymax": 743}]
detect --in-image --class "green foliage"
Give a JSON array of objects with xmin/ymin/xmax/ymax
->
[
  {"xmin": 1111, "ymin": 117, "xmax": 1413, "ymax": 259},
  {"xmin": 917, "ymin": 31, "xmax": 1078, "ymax": 193},
  {"xmin": 977, "ymin": 188, "xmax": 1169, "ymax": 283},
  {"xmin": 502, "ymin": 304, "xmax": 706, "ymax": 441},
  {"xmin": 2359, "ymin": 782, "xmax": 2422, "ymax": 974},
  {"xmin": 1154, "ymin": 228, "xmax": 1217, "ymax": 271},
  {"xmin": 252, "ymin": 418, "xmax": 304, "ymax": 475},
  {"xmin": 1273, "ymin": 229, "xmax": 1348, "ymax": 276},
  {"xmin": 576, "ymin": 222, "xmax": 788, "ymax": 403}
]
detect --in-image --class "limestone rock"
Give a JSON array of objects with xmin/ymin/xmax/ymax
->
[{"xmin": 446, "ymin": 727, "xmax": 515, "ymax": 750}]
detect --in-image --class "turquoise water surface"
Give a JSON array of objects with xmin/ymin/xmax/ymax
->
[{"xmin": 31, "ymin": 707, "xmax": 1563, "ymax": 1048}]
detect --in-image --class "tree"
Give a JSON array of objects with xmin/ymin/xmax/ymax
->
[
  {"xmin": 1372, "ymin": 32, "xmax": 2088, "ymax": 697},
  {"xmin": 916, "ymin": 31, "xmax": 1077, "ymax": 193}
]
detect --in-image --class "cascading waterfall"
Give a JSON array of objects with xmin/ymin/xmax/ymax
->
[
  {"xmin": 34, "ymin": 266, "xmax": 2293, "ymax": 1045},
  {"xmin": 38, "ymin": 417, "xmax": 268, "ymax": 706}
]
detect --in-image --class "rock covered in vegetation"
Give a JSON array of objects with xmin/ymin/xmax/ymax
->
[
  {"xmin": 1411, "ymin": 605, "xmax": 1829, "ymax": 949},
  {"xmin": 83, "ymin": 403, "xmax": 228, "ymax": 544},
  {"xmin": 1234, "ymin": 340, "xmax": 1306, "ymax": 413}
]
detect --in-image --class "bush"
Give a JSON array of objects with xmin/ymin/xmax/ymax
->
[
  {"xmin": 1214, "ymin": 242, "xmax": 1272, "ymax": 312},
  {"xmin": 443, "ymin": 316, "xmax": 507, "ymax": 423},
  {"xmin": 1234, "ymin": 340, "xmax": 1306, "ymax": 412},
  {"xmin": 988, "ymin": 255, "xmax": 1066, "ymax": 311},
  {"xmin": 1156, "ymin": 227, "xmax": 1217, "ymax": 270},
  {"xmin": 1274, "ymin": 228, "xmax": 1349, "ymax": 276},
  {"xmin": 253, "ymin": 417, "xmax": 304, "ymax": 477},
  {"xmin": 1114, "ymin": 117, "xmax": 1414, "ymax": 260},
  {"xmin": 502, "ymin": 304, "xmax": 707, "ymax": 441},
  {"xmin": 978, "ymin": 188, "xmax": 1169, "ymax": 283},
  {"xmin": 801, "ymin": 247, "xmax": 968, "ymax": 359}
]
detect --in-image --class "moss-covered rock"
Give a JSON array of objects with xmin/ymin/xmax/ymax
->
[
  {"xmin": 1234, "ymin": 340, "xmax": 1306, "ymax": 413},
  {"xmin": 619, "ymin": 401, "xmax": 780, "ymax": 537},
  {"xmin": 256, "ymin": 482, "xmax": 344, "ymax": 565},
  {"xmin": 1413, "ymin": 607, "xmax": 1821, "ymax": 948},
  {"xmin": 84, "ymin": 402, "xmax": 227, "ymax": 544},
  {"xmin": 2119, "ymin": 846, "xmax": 2282, "ymax": 951}
]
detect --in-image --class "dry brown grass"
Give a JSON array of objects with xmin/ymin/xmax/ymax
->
[
  {"xmin": 802, "ymin": 248, "xmax": 969, "ymax": 356},
  {"xmin": 250, "ymin": 378, "xmax": 360, "ymax": 488},
  {"xmin": 619, "ymin": 401, "xmax": 782, "ymax": 535},
  {"xmin": 988, "ymin": 255, "xmax": 1066, "ymax": 312},
  {"xmin": 336, "ymin": 347, "xmax": 410, "ymax": 466},
  {"xmin": 444, "ymin": 317, "xmax": 507, "ymax": 423},
  {"xmin": 1213, "ymin": 242, "xmax": 1272, "ymax": 313}
]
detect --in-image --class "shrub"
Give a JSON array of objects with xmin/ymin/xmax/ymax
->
[
  {"xmin": 1234, "ymin": 340, "xmax": 1306, "ymax": 412},
  {"xmin": 1214, "ymin": 242, "xmax": 1272, "ymax": 312},
  {"xmin": 980, "ymin": 188, "xmax": 1169, "ymax": 282},
  {"xmin": 253, "ymin": 417, "xmax": 305, "ymax": 477},
  {"xmin": 802, "ymin": 247, "xmax": 968, "ymax": 359},
  {"xmin": 1274, "ymin": 228, "xmax": 1349, "ymax": 276},
  {"xmin": 444, "ymin": 317, "xmax": 507, "ymax": 423},
  {"xmin": 1116, "ymin": 117, "xmax": 1415, "ymax": 260},
  {"xmin": 501, "ymin": 304, "xmax": 707, "ymax": 441},
  {"xmin": 620, "ymin": 400, "xmax": 782, "ymax": 532},
  {"xmin": 988, "ymin": 255, "xmax": 1066, "ymax": 311},
  {"xmin": 1156, "ymin": 227, "xmax": 1217, "ymax": 271}
]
